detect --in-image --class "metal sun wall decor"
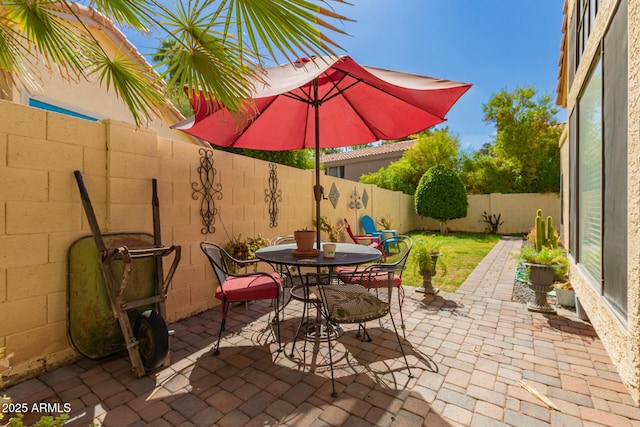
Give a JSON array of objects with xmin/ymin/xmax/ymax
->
[
  {"xmin": 192, "ymin": 148, "xmax": 223, "ymax": 235},
  {"xmin": 264, "ymin": 163, "xmax": 283, "ymax": 228}
]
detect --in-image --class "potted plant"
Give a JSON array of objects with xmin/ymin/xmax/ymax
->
[
  {"xmin": 293, "ymin": 227, "xmax": 316, "ymax": 252},
  {"xmin": 554, "ymin": 281, "xmax": 575, "ymax": 308},
  {"xmin": 413, "ymin": 237, "xmax": 447, "ymax": 295},
  {"xmin": 224, "ymin": 235, "xmax": 270, "ymax": 272},
  {"xmin": 515, "ymin": 209, "xmax": 568, "ymax": 313},
  {"xmin": 377, "ymin": 214, "xmax": 393, "ymax": 230},
  {"xmin": 516, "ymin": 245, "xmax": 568, "ymax": 313}
]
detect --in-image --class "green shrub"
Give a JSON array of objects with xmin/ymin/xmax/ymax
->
[{"xmin": 414, "ymin": 165, "xmax": 468, "ymax": 233}]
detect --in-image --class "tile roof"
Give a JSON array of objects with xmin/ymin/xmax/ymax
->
[{"xmin": 320, "ymin": 140, "xmax": 415, "ymax": 163}]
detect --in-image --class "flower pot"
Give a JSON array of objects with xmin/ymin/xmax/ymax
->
[
  {"xmin": 294, "ymin": 230, "xmax": 316, "ymax": 252},
  {"xmin": 525, "ymin": 262, "xmax": 556, "ymax": 287},
  {"xmin": 555, "ymin": 287, "xmax": 576, "ymax": 307},
  {"xmin": 416, "ymin": 254, "xmax": 440, "ymax": 294},
  {"xmin": 525, "ymin": 263, "xmax": 556, "ymax": 313}
]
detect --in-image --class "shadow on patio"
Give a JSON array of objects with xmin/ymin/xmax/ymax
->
[{"xmin": 6, "ymin": 237, "xmax": 640, "ymax": 426}]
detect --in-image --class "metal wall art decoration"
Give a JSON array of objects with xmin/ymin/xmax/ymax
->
[
  {"xmin": 348, "ymin": 187, "xmax": 363, "ymax": 210},
  {"xmin": 265, "ymin": 163, "xmax": 282, "ymax": 227},
  {"xmin": 192, "ymin": 148, "xmax": 223, "ymax": 234},
  {"xmin": 328, "ymin": 183, "xmax": 340, "ymax": 208}
]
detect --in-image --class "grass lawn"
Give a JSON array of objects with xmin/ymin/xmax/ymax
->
[{"xmin": 395, "ymin": 231, "xmax": 503, "ymax": 293}]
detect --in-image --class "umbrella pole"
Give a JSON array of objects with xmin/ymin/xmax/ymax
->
[{"xmin": 313, "ymin": 78, "xmax": 322, "ymax": 250}]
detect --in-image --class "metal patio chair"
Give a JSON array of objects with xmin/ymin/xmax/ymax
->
[
  {"xmin": 312, "ymin": 263, "xmax": 413, "ymax": 397},
  {"xmin": 336, "ymin": 235, "xmax": 412, "ymax": 334},
  {"xmin": 200, "ymin": 242, "xmax": 282, "ymax": 355}
]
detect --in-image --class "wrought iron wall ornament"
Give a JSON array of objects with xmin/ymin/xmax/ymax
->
[
  {"xmin": 348, "ymin": 187, "xmax": 363, "ymax": 210},
  {"xmin": 192, "ymin": 148, "xmax": 223, "ymax": 234},
  {"xmin": 328, "ymin": 183, "xmax": 340, "ymax": 208},
  {"xmin": 264, "ymin": 163, "xmax": 282, "ymax": 228}
]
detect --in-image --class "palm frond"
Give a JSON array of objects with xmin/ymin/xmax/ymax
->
[
  {"xmin": 88, "ymin": 0, "xmax": 154, "ymax": 32},
  {"xmin": 215, "ymin": 0, "xmax": 352, "ymax": 64},
  {"xmin": 90, "ymin": 50, "xmax": 165, "ymax": 126},
  {"xmin": 0, "ymin": 0, "xmax": 352, "ymax": 126},
  {"xmin": 156, "ymin": 1, "xmax": 256, "ymax": 114}
]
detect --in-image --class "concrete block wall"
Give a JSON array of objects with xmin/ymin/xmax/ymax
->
[
  {"xmin": 0, "ymin": 100, "xmax": 559, "ymax": 387},
  {"xmin": 408, "ymin": 192, "xmax": 560, "ymax": 236}
]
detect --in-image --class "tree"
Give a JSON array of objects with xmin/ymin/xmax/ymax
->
[
  {"xmin": 219, "ymin": 146, "xmax": 314, "ymax": 169},
  {"xmin": 415, "ymin": 165, "xmax": 468, "ymax": 234},
  {"xmin": 0, "ymin": 1, "xmax": 351, "ymax": 126},
  {"xmin": 461, "ymin": 86, "xmax": 561, "ymax": 194},
  {"xmin": 360, "ymin": 128, "xmax": 460, "ymax": 195}
]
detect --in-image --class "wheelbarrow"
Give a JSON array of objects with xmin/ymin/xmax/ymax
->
[{"xmin": 68, "ymin": 171, "xmax": 181, "ymax": 377}]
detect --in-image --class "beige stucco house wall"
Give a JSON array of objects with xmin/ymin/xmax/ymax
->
[{"xmin": 557, "ymin": 0, "xmax": 640, "ymax": 404}]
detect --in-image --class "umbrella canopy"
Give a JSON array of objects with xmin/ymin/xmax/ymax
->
[{"xmin": 174, "ymin": 56, "xmax": 471, "ymax": 246}]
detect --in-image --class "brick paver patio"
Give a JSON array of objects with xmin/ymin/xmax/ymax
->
[{"xmin": 5, "ymin": 236, "xmax": 640, "ymax": 426}]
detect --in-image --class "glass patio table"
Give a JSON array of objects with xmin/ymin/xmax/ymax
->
[
  {"xmin": 255, "ymin": 242, "xmax": 382, "ymax": 269},
  {"xmin": 256, "ymin": 243, "xmax": 382, "ymax": 350}
]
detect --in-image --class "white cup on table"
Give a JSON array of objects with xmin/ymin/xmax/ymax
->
[{"xmin": 323, "ymin": 243, "xmax": 336, "ymax": 258}]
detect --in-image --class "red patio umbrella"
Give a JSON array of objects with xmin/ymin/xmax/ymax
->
[{"xmin": 174, "ymin": 56, "xmax": 471, "ymax": 246}]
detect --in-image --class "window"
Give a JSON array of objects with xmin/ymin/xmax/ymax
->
[
  {"xmin": 577, "ymin": 55, "xmax": 602, "ymax": 286},
  {"xmin": 571, "ymin": 0, "xmax": 628, "ymax": 320},
  {"xmin": 28, "ymin": 98, "xmax": 98, "ymax": 122},
  {"xmin": 575, "ymin": 0, "xmax": 599, "ymax": 68},
  {"xmin": 327, "ymin": 166, "xmax": 344, "ymax": 178}
]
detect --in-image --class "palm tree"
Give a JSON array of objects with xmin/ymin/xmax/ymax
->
[{"xmin": 0, "ymin": 1, "xmax": 351, "ymax": 126}]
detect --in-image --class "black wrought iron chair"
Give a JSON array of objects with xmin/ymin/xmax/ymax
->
[
  {"xmin": 312, "ymin": 264, "xmax": 413, "ymax": 397},
  {"xmin": 335, "ymin": 235, "xmax": 413, "ymax": 334},
  {"xmin": 200, "ymin": 242, "xmax": 282, "ymax": 355}
]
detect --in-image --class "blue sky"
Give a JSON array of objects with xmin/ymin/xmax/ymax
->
[
  {"xmin": 125, "ymin": 1, "xmax": 565, "ymax": 152},
  {"xmin": 326, "ymin": 1, "xmax": 566, "ymax": 151}
]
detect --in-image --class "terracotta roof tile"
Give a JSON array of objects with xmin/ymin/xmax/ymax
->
[{"xmin": 320, "ymin": 140, "xmax": 415, "ymax": 163}]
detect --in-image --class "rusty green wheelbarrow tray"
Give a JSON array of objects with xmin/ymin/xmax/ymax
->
[{"xmin": 68, "ymin": 171, "xmax": 181, "ymax": 377}]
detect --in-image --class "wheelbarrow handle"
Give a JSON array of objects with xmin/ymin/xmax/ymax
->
[{"xmin": 162, "ymin": 245, "xmax": 181, "ymax": 296}]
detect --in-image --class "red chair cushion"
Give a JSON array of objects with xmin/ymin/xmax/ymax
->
[
  {"xmin": 336, "ymin": 267, "xmax": 401, "ymax": 288},
  {"xmin": 215, "ymin": 273, "xmax": 281, "ymax": 302}
]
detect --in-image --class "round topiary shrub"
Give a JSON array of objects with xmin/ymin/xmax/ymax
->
[{"xmin": 415, "ymin": 165, "xmax": 468, "ymax": 234}]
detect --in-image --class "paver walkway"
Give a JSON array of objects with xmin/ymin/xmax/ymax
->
[{"xmin": 5, "ymin": 236, "xmax": 640, "ymax": 426}]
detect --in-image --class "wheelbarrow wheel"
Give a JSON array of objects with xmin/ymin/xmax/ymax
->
[{"xmin": 134, "ymin": 310, "xmax": 169, "ymax": 370}]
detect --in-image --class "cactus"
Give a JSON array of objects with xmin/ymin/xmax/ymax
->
[
  {"xmin": 532, "ymin": 209, "xmax": 558, "ymax": 251},
  {"xmin": 547, "ymin": 216, "xmax": 558, "ymax": 248},
  {"xmin": 535, "ymin": 211, "xmax": 544, "ymax": 252}
]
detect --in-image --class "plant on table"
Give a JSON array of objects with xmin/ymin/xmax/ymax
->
[{"xmin": 293, "ymin": 227, "xmax": 316, "ymax": 252}]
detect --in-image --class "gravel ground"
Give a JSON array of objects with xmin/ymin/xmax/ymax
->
[{"xmin": 511, "ymin": 279, "xmax": 536, "ymax": 305}]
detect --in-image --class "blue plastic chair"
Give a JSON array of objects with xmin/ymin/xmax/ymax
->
[{"xmin": 360, "ymin": 215, "xmax": 398, "ymax": 253}]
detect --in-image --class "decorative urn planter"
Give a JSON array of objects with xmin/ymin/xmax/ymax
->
[
  {"xmin": 294, "ymin": 230, "xmax": 316, "ymax": 252},
  {"xmin": 416, "ymin": 253, "xmax": 441, "ymax": 295},
  {"xmin": 525, "ymin": 262, "xmax": 557, "ymax": 313}
]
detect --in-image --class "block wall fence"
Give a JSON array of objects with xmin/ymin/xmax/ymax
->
[{"xmin": 0, "ymin": 100, "xmax": 559, "ymax": 386}]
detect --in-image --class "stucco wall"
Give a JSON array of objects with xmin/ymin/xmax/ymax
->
[
  {"xmin": 0, "ymin": 100, "xmax": 558, "ymax": 387},
  {"xmin": 560, "ymin": 0, "xmax": 640, "ymax": 404}
]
